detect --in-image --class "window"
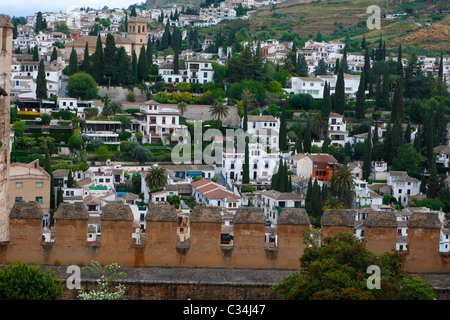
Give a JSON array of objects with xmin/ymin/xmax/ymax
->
[
  {"xmin": 15, "ymin": 197, "xmax": 22, "ymax": 202},
  {"xmin": 36, "ymin": 197, "xmax": 43, "ymax": 204},
  {"xmin": 36, "ymin": 182, "xmax": 43, "ymax": 188},
  {"xmin": 15, "ymin": 182, "xmax": 23, "ymax": 188}
]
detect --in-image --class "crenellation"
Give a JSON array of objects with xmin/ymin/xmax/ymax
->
[{"xmin": 0, "ymin": 203, "xmax": 449, "ymax": 272}]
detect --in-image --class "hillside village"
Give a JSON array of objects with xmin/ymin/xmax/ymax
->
[{"xmin": 0, "ymin": 0, "xmax": 450, "ymax": 300}]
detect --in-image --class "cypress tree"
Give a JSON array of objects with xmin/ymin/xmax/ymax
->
[
  {"xmin": 426, "ymin": 158, "xmax": 440, "ymax": 198},
  {"xmin": 372, "ymin": 120, "xmax": 379, "ymax": 145},
  {"xmin": 51, "ymin": 47, "xmax": 58, "ymax": 61},
  {"xmin": 321, "ymin": 81, "xmax": 331, "ymax": 121},
  {"xmin": 414, "ymin": 125, "xmax": 422, "ymax": 154},
  {"xmin": 341, "ymin": 45, "xmax": 348, "ymax": 73},
  {"xmin": 147, "ymin": 37, "xmax": 153, "ymax": 67},
  {"xmin": 243, "ymin": 138, "xmax": 250, "ymax": 184},
  {"xmin": 36, "ymin": 59, "xmax": 47, "ymax": 108},
  {"xmin": 355, "ymin": 71, "xmax": 366, "ymax": 120},
  {"xmin": 68, "ymin": 47, "xmax": 78, "ymax": 76},
  {"xmin": 303, "ymin": 119, "xmax": 312, "ymax": 153},
  {"xmin": 380, "ymin": 73, "xmax": 390, "ymax": 110},
  {"xmin": 173, "ymin": 47, "xmax": 180, "ymax": 74},
  {"xmin": 391, "ymin": 78, "xmax": 404, "ymax": 123},
  {"xmin": 334, "ymin": 67, "xmax": 345, "ymax": 115},
  {"xmin": 279, "ymin": 104, "xmax": 287, "ymax": 151},
  {"xmin": 80, "ymin": 42, "xmax": 90, "ymax": 74},
  {"xmin": 363, "ymin": 129, "xmax": 372, "ymax": 180},
  {"xmin": 32, "ymin": 46, "xmax": 39, "ymax": 61},
  {"xmin": 117, "ymin": 47, "xmax": 132, "ymax": 86},
  {"xmin": 103, "ymin": 34, "xmax": 119, "ymax": 86},
  {"xmin": 161, "ymin": 21, "xmax": 171, "ymax": 50},
  {"xmin": 243, "ymin": 100, "xmax": 248, "ymax": 132},
  {"xmin": 137, "ymin": 46, "xmax": 149, "ymax": 83},
  {"xmin": 424, "ymin": 107, "xmax": 435, "ymax": 169},
  {"xmin": 67, "ymin": 168, "xmax": 74, "ymax": 188},
  {"xmin": 383, "ymin": 122, "xmax": 393, "ymax": 164},
  {"xmin": 132, "ymin": 51, "xmax": 138, "ymax": 84},
  {"xmin": 305, "ymin": 177, "xmax": 313, "ymax": 203},
  {"xmin": 334, "ymin": 58, "xmax": 340, "ymax": 75},
  {"xmin": 435, "ymin": 102, "xmax": 447, "ymax": 145},
  {"xmin": 438, "ymin": 51, "xmax": 444, "ymax": 81},
  {"xmin": 363, "ymin": 49, "xmax": 370, "ymax": 90},
  {"xmin": 93, "ymin": 34, "xmax": 103, "ymax": 83},
  {"xmin": 397, "ymin": 44, "xmax": 403, "ymax": 76},
  {"xmin": 375, "ymin": 76, "xmax": 381, "ymax": 109},
  {"xmin": 296, "ymin": 54, "xmax": 308, "ymax": 77},
  {"xmin": 404, "ymin": 121, "xmax": 411, "ymax": 144},
  {"xmin": 295, "ymin": 123, "xmax": 303, "ymax": 153}
]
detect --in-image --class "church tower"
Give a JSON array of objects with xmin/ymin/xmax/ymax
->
[
  {"xmin": 127, "ymin": 15, "xmax": 149, "ymax": 54},
  {"xmin": 0, "ymin": 15, "xmax": 14, "ymax": 241}
]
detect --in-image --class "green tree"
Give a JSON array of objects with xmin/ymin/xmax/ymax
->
[
  {"xmin": 209, "ymin": 98, "xmax": 229, "ymax": 130},
  {"xmin": 362, "ymin": 129, "xmax": 372, "ymax": 180},
  {"xmin": 92, "ymin": 34, "xmax": 103, "ymax": 83},
  {"xmin": 67, "ymin": 72, "xmax": 98, "ymax": 100},
  {"xmin": 116, "ymin": 47, "xmax": 133, "ymax": 86},
  {"xmin": 334, "ymin": 67, "xmax": 345, "ymax": 115},
  {"xmin": 103, "ymin": 34, "xmax": 118, "ymax": 86},
  {"xmin": 0, "ymin": 261, "xmax": 63, "ymax": 300},
  {"xmin": 145, "ymin": 166, "xmax": 168, "ymax": 190},
  {"xmin": 355, "ymin": 71, "xmax": 366, "ymax": 120},
  {"xmin": 36, "ymin": 59, "xmax": 47, "ymax": 107},
  {"xmin": 392, "ymin": 143, "xmax": 424, "ymax": 178},
  {"xmin": 321, "ymin": 81, "xmax": 331, "ymax": 121},
  {"xmin": 68, "ymin": 47, "xmax": 78, "ymax": 76},
  {"xmin": 80, "ymin": 42, "xmax": 91, "ymax": 74},
  {"xmin": 102, "ymin": 101, "xmax": 122, "ymax": 117},
  {"xmin": 330, "ymin": 164, "xmax": 355, "ymax": 208},
  {"xmin": 96, "ymin": 146, "xmax": 110, "ymax": 162},
  {"xmin": 243, "ymin": 138, "xmax": 250, "ymax": 184},
  {"xmin": 51, "ymin": 47, "xmax": 58, "ymax": 61},
  {"xmin": 279, "ymin": 103, "xmax": 287, "ymax": 151},
  {"xmin": 271, "ymin": 232, "xmax": 435, "ymax": 300},
  {"xmin": 426, "ymin": 158, "xmax": 440, "ymax": 199},
  {"xmin": 137, "ymin": 45, "xmax": 149, "ymax": 83}
]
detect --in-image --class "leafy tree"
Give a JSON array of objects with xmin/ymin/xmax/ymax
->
[
  {"xmin": 68, "ymin": 133, "xmax": 83, "ymax": 152},
  {"xmin": 271, "ymin": 232, "xmax": 435, "ymax": 300},
  {"xmin": 67, "ymin": 72, "xmax": 98, "ymax": 100},
  {"xmin": 127, "ymin": 143, "xmax": 153, "ymax": 163},
  {"xmin": 96, "ymin": 146, "xmax": 111, "ymax": 162},
  {"xmin": 0, "ymin": 261, "xmax": 63, "ymax": 300},
  {"xmin": 392, "ymin": 143, "xmax": 424, "ymax": 178}
]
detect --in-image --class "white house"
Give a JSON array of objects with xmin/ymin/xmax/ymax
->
[
  {"xmin": 327, "ymin": 112, "xmax": 348, "ymax": 147},
  {"xmin": 245, "ymin": 115, "xmax": 280, "ymax": 151},
  {"xmin": 158, "ymin": 55, "xmax": 214, "ymax": 84},
  {"xmin": 258, "ymin": 189, "xmax": 305, "ymax": 226},
  {"xmin": 190, "ymin": 178, "xmax": 242, "ymax": 214},
  {"xmin": 387, "ymin": 171, "xmax": 421, "ymax": 205}
]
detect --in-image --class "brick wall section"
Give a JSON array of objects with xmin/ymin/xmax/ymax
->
[
  {"xmin": 364, "ymin": 211, "xmax": 398, "ymax": 256},
  {"xmin": 403, "ymin": 212, "xmax": 450, "ymax": 273},
  {"xmin": 320, "ymin": 209, "xmax": 355, "ymax": 238},
  {"xmin": 2, "ymin": 203, "xmax": 450, "ymax": 273}
]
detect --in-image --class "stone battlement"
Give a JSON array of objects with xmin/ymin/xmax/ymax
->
[{"xmin": 0, "ymin": 203, "xmax": 449, "ymax": 273}]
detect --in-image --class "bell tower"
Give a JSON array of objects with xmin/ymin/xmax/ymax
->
[
  {"xmin": 0, "ymin": 15, "xmax": 14, "ymax": 241},
  {"xmin": 127, "ymin": 15, "xmax": 149, "ymax": 54}
]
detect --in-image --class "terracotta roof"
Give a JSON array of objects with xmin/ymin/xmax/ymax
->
[
  {"xmin": 190, "ymin": 178, "xmax": 213, "ymax": 189},
  {"xmin": 248, "ymin": 115, "xmax": 278, "ymax": 122}
]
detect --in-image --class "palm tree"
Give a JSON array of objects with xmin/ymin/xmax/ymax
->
[
  {"xmin": 323, "ymin": 197, "xmax": 344, "ymax": 210},
  {"xmin": 145, "ymin": 166, "xmax": 168, "ymax": 191},
  {"xmin": 330, "ymin": 164, "xmax": 355, "ymax": 208},
  {"xmin": 103, "ymin": 101, "xmax": 122, "ymax": 117},
  {"xmin": 38, "ymin": 136, "xmax": 55, "ymax": 154},
  {"xmin": 311, "ymin": 113, "xmax": 327, "ymax": 140},
  {"xmin": 177, "ymin": 101, "xmax": 187, "ymax": 120},
  {"xmin": 209, "ymin": 98, "xmax": 229, "ymax": 130}
]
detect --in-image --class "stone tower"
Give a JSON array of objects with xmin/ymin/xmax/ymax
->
[
  {"xmin": 127, "ymin": 15, "xmax": 149, "ymax": 54},
  {"xmin": 0, "ymin": 15, "xmax": 13, "ymax": 242}
]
